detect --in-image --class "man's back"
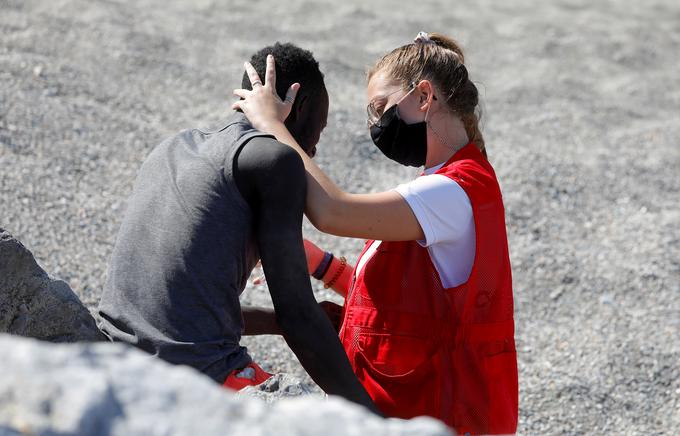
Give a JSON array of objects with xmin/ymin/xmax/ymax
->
[{"xmin": 98, "ymin": 113, "xmax": 269, "ymax": 383}]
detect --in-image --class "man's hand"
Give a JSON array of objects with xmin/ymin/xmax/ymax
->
[
  {"xmin": 232, "ymin": 54, "xmax": 300, "ymax": 133},
  {"xmin": 319, "ymin": 300, "xmax": 343, "ymax": 333},
  {"xmin": 242, "ymin": 306, "xmax": 281, "ymax": 336}
]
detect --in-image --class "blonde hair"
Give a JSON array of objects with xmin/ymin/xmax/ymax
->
[{"xmin": 368, "ymin": 33, "xmax": 486, "ymax": 158}]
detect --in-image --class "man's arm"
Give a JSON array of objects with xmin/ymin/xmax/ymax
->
[
  {"xmin": 234, "ymin": 137, "xmax": 379, "ymax": 414},
  {"xmin": 241, "ymin": 303, "xmax": 341, "ymax": 335},
  {"xmin": 241, "ymin": 306, "xmax": 281, "ymax": 335}
]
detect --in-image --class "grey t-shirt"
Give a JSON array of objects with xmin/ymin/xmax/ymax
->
[{"xmin": 98, "ymin": 113, "xmax": 270, "ymax": 383}]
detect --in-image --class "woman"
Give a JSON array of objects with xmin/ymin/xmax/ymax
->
[{"xmin": 234, "ymin": 32, "xmax": 517, "ymax": 435}]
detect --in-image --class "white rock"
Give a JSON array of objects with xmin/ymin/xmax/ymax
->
[{"xmin": 0, "ymin": 334, "xmax": 452, "ymax": 436}]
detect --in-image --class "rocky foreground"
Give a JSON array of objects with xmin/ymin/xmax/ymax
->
[{"xmin": 0, "ymin": 335, "xmax": 450, "ymax": 436}]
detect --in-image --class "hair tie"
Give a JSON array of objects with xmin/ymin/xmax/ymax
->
[{"xmin": 414, "ymin": 31, "xmax": 436, "ymax": 45}]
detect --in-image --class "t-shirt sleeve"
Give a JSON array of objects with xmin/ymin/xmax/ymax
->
[{"xmin": 393, "ymin": 174, "xmax": 473, "ymax": 247}]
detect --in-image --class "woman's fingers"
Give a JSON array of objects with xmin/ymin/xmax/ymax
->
[
  {"xmin": 244, "ymin": 62, "xmax": 262, "ymax": 87},
  {"xmin": 284, "ymin": 83, "xmax": 301, "ymax": 107},
  {"xmin": 232, "ymin": 88, "xmax": 250, "ymax": 99},
  {"xmin": 231, "ymin": 89, "xmax": 247, "ymax": 110},
  {"xmin": 265, "ymin": 54, "xmax": 276, "ymax": 90},
  {"xmin": 229, "ymin": 57, "xmax": 295, "ymax": 129}
]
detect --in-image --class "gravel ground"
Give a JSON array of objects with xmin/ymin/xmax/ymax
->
[{"xmin": 1, "ymin": 0, "xmax": 678, "ymax": 434}]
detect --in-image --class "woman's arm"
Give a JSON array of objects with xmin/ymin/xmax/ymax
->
[
  {"xmin": 304, "ymin": 239, "xmax": 353, "ymax": 298},
  {"xmin": 266, "ymin": 122, "xmax": 424, "ymax": 241},
  {"xmin": 233, "ymin": 56, "xmax": 424, "ymax": 242}
]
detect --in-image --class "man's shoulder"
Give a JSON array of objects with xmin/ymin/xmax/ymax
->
[
  {"xmin": 243, "ymin": 135, "xmax": 299, "ymax": 158},
  {"xmin": 239, "ymin": 136, "xmax": 304, "ymax": 175},
  {"xmin": 235, "ymin": 136, "xmax": 306, "ymax": 202}
]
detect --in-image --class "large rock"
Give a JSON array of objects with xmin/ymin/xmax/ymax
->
[
  {"xmin": 0, "ymin": 334, "xmax": 452, "ymax": 436},
  {"xmin": 0, "ymin": 228, "xmax": 104, "ymax": 342}
]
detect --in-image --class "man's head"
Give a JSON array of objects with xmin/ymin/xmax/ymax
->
[{"xmin": 243, "ymin": 43, "xmax": 328, "ymax": 157}]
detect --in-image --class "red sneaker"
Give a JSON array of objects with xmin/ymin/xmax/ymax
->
[{"xmin": 223, "ymin": 361, "xmax": 273, "ymax": 391}]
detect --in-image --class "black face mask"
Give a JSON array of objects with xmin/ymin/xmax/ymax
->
[{"xmin": 369, "ymin": 104, "xmax": 427, "ymax": 167}]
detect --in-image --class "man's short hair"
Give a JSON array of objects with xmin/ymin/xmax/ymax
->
[{"xmin": 243, "ymin": 43, "xmax": 325, "ymax": 102}]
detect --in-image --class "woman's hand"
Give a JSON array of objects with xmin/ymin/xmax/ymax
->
[{"xmin": 232, "ymin": 54, "xmax": 300, "ymax": 134}]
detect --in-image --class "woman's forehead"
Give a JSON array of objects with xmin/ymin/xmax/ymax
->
[{"xmin": 367, "ymin": 70, "xmax": 402, "ymax": 100}]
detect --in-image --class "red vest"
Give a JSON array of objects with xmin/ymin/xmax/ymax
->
[{"xmin": 339, "ymin": 144, "xmax": 517, "ymax": 435}]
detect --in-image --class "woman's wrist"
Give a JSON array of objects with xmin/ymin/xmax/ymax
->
[
  {"xmin": 267, "ymin": 122, "xmax": 305, "ymax": 153},
  {"xmin": 262, "ymin": 120, "xmax": 287, "ymax": 136},
  {"xmin": 312, "ymin": 252, "xmax": 334, "ymax": 280},
  {"xmin": 324, "ymin": 256, "xmax": 347, "ymax": 289}
]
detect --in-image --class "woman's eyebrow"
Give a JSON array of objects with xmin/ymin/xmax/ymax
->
[
  {"xmin": 369, "ymin": 95, "xmax": 388, "ymax": 105},
  {"xmin": 371, "ymin": 86, "xmax": 402, "ymax": 103}
]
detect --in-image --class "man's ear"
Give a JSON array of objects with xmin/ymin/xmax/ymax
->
[{"xmin": 294, "ymin": 93, "xmax": 308, "ymax": 120}]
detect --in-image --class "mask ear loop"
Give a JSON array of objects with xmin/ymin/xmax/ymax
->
[
  {"xmin": 422, "ymin": 84, "xmax": 459, "ymax": 152},
  {"xmin": 392, "ymin": 82, "xmax": 418, "ymax": 118},
  {"xmin": 421, "ymin": 82, "xmax": 437, "ymax": 124},
  {"xmin": 424, "ymin": 97, "xmax": 433, "ymax": 124}
]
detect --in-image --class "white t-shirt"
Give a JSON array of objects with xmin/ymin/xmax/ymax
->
[{"xmin": 355, "ymin": 163, "xmax": 475, "ymax": 289}]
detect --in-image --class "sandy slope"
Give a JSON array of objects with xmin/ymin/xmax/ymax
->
[{"xmin": 1, "ymin": 0, "xmax": 678, "ymax": 433}]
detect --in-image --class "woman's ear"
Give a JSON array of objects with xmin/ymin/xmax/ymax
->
[{"xmin": 416, "ymin": 80, "xmax": 435, "ymax": 112}]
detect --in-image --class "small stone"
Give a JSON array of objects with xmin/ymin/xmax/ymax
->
[
  {"xmin": 599, "ymin": 294, "xmax": 614, "ymax": 305},
  {"xmin": 549, "ymin": 287, "xmax": 564, "ymax": 300}
]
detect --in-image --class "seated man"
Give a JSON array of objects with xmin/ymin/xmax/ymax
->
[{"xmin": 97, "ymin": 43, "xmax": 377, "ymax": 413}]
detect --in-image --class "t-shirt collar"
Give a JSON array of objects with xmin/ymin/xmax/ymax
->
[{"xmin": 423, "ymin": 161, "xmax": 446, "ymax": 176}]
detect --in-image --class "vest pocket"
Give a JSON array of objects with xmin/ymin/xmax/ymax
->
[
  {"xmin": 355, "ymin": 332, "xmax": 441, "ymax": 419},
  {"xmin": 481, "ymin": 349, "xmax": 518, "ymax": 433}
]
